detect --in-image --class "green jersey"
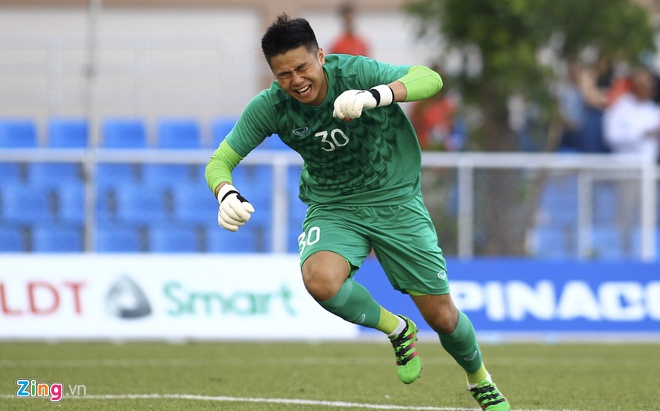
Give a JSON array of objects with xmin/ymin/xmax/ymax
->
[{"xmin": 226, "ymin": 54, "xmax": 422, "ymax": 206}]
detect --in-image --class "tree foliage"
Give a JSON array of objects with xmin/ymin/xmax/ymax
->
[
  {"xmin": 405, "ymin": 0, "xmax": 657, "ymax": 256},
  {"xmin": 405, "ymin": 0, "xmax": 657, "ymax": 151}
]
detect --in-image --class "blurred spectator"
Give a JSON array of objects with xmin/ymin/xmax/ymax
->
[
  {"xmin": 329, "ymin": 2, "xmax": 370, "ymax": 56},
  {"xmin": 570, "ymin": 56, "xmax": 614, "ymax": 153},
  {"xmin": 603, "ymin": 66, "xmax": 660, "ymax": 161},
  {"xmin": 508, "ymin": 91, "xmax": 542, "ymax": 151},
  {"xmin": 557, "ymin": 58, "xmax": 587, "ymax": 151},
  {"xmin": 602, "ymin": 66, "xmax": 660, "ymax": 256},
  {"xmin": 409, "ymin": 67, "xmax": 465, "ymax": 151},
  {"xmin": 558, "ymin": 56, "xmax": 634, "ymax": 153}
]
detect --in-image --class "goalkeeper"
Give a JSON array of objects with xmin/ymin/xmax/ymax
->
[{"xmin": 206, "ymin": 13, "xmax": 509, "ymax": 411}]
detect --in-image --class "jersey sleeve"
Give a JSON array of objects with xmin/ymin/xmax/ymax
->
[
  {"xmin": 224, "ymin": 89, "xmax": 281, "ymax": 157},
  {"xmin": 399, "ymin": 65, "xmax": 444, "ymax": 101},
  {"xmin": 336, "ymin": 54, "xmax": 410, "ymax": 90},
  {"xmin": 205, "ymin": 139, "xmax": 243, "ymax": 195}
]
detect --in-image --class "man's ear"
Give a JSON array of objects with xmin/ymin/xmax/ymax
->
[{"xmin": 318, "ymin": 47, "xmax": 326, "ymax": 65}]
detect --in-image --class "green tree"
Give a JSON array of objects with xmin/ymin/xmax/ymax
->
[{"xmin": 405, "ymin": 0, "xmax": 657, "ymax": 255}]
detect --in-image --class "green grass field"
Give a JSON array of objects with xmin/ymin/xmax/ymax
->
[{"xmin": 0, "ymin": 339, "xmax": 657, "ymax": 411}]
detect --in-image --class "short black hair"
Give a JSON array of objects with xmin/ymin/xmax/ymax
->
[{"xmin": 261, "ymin": 13, "xmax": 319, "ymax": 63}]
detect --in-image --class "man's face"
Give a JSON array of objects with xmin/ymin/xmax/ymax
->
[{"xmin": 269, "ymin": 45, "xmax": 327, "ymax": 106}]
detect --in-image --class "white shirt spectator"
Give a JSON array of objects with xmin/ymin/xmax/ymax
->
[{"xmin": 603, "ymin": 69, "xmax": 660, "ymax": 162}]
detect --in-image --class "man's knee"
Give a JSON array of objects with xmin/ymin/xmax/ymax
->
[
  {"xmin": 412, "ymin": 294, "xmax": 459, "ymax": 334},
  {"xmin": 301, "ymin": 251, "xmax": 349, "ymax": 302}
]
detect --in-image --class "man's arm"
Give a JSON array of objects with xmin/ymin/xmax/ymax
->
[
  {"xmin": 205, "ymin": 139, "xmax": 242, "ymax": 196},
  {"xmin": 333, "ymin": 65, "xmax": 443, "ymax": 119},
  {"xmin": 205, "ymin": 139, "xmax": 254, "ymax": 231},
  {"xmin": 391, "ymin": 65, "xmax": 443, "ymax": 102}
]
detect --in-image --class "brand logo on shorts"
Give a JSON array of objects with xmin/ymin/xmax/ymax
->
[
  {"xmin": 437, "ymin": 270, "xmax": 447, "ymax": 280},
  {"xmin": 356, "ymin": 314, "xmax": 366, "ymax": 325}
]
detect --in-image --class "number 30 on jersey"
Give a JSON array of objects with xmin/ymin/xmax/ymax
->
[
  {"xmin": 315, "ymin": 129, "xmax": 349, "ymax": 152},
  {"xmin": 298, "ymin": 226, "xmax": 320, "ymax": 254}
]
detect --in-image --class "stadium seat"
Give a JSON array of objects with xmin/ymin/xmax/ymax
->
[
  {"xmin": 142, "ymin": 164, "xmax": 200, "ymax": 189},
  {"xmin": 171, "ymin": 182, "xmax": 217, "ymax": 225},
  {"xmin": 96, "ymin": 163, "xmax": 140, "ymax": 190},
  {"xmin": 101, "ymin": 118, "xmax": 147, "ymax": 148},
  {"xmin": 96, "ymin": 225, "xmax": 143, "ymax": 252},
  {"xmin": 48, "ymin": 118, "xmax": 88, "ymax": 148},
  {"xmin": 32, "ymin": 226, "xmax": 84, "ymax": 252},
  {"xmin": 0, "ymin": 119, "xmax": 37, "ymax": 148},
  {"xmin": 157, "ymin": 118, "xmax": 201, "ymax": 149},
  {"xmin": 55, "ymin": 184, "xmax": 85, "ymax": 224},
  {"xmin": 539, "ymin": 176, "xmax": 578, "ymax": 225},
  {"xmin": 114, "ymin": 183, "xmax": 169, "ymax": 225},
  {"xmin": 0, "ymin": 182, "xmax": 55, "ymax": 225},
  {"xmin": 206, "ymin": 226, "xmax": 261, "ymax": 253},
  {"xmin": 27, "ymin": 162, "xmax": 83, "ymax": 186},
  {"xmin": 590, "ymin": 226, "xmax": 624, "ymax": 260},
  {"xmin": 592, "ymin": 182, "xmax": 618, "ymax": 225},
  {"xmin": 0, "ymin": 163, "xmax": 23, "ymax": 183},
  {"xmin": 210, "ymin": 117, "xmax": 237, "ymax": 148},
  {"xmin": 534, "ymin": 226, "xmax": 573, "ymax": 259},
  {"xmin": 288, "ymin": 229, "xmax": 302, "ymax": 254},
  {"xmin": 0, "ymin": 227, "xmax": 25, "ymax": 252},
  {"xmin": 255, "ymin": 134, "xmax": 289, "ymax": 150},
  {"xmin": 148, "ymin": 226, "xmax": 200, "ymax": 253}
]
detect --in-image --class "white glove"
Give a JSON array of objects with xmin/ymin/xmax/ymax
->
[
  {"xmin": 217, "ymin": 184, "xmax": 255, "ymax": 232},
  {"xmin": 333, "ymin": 84, "xmax": 394, "ymax": 120}
]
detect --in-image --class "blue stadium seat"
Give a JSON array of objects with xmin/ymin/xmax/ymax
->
[
  {"xmin": 0, "ymin": 163, "xmax": 23, "ymax": 183},
  {"xmin": 210, "ymin": 117, "xmax": 236, "ymax": 147},
  {"xmin": 157, "ymin": 118, "xmax": 201, "ymax": 149},
  {"xmin": 539, "ymin": 176, "xmax": 578, "ymax": 225},
  {"xmin": 55, "ymin": 184, "xmax": 85, "ymax": 224},
  {"xmin": 114, "ymin": 183, "xmax": 169, "ymax": 225},
  {"xmin": 206, "ymin": 226, "xmax": 261, "ymax": 253},
  {"xmin": 255, "ymin": 134, "xmax": 289, "ymax": 150},
  {"xmin": 592, "ymin": 182, "xmax": 618, "ymax": 225},
  {"xmin": 142, "ymin": 164, "xmax": 200, "ymax": 189},
  {"xmin": 288, "ymin": 200, "xmax": 306, "ymax": 253},
  {"xmin": 101, "ymin": 118, "xmax": 147, "ymax": 148},
  {"xmin": 1, "ymin": 182, "xmax": 55, "ymax": 225},
  {"xmin": 27, "ymin": 162, "xmax": 83, "ymax": 186},
  {"xmin": 534, "ymin": 226, "xmax": 573, "ymax": 259},
  {"xmin": 48, "ymin": 118, "xmax": 88, "ymax": 148},
  {"xmin": 148, "ymin": 226, "xmax": 200, "ymax": 253},
  {"xmin": 0, "ymin": 227, "xmax": 25, "ymax": 252},
  {"xmin": 96, "ymin": 225, "xmax": 143, "ymax": 252},
  {"xmin": 288, "ymin": 229, "xmax": 302, "ymax": 254},
  {"xmin": 171, "ymin": 182, "xmax": 217, "ymax": 225},
  {"xmin": 32, "ymin": 226, "xmax": 84, "ymax": 252},
  {"xmin": 591, "ymin": 226, "xmax": 623, "ymax": 260},
  {"xmin": 0, "ymin": 119, "xmax": 37, "ymax": 148},
  {"xmin": 629, "ymin": 227, "xmax": 660, "ymax": 260},
  {"xmin": 97, "ymin": 163, "xmax": 140, "ymax": 190}
]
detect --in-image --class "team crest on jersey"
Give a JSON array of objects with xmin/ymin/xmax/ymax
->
[{"xmin": 292, "ymin": 126, "xmax": 309, "ymax": 136}]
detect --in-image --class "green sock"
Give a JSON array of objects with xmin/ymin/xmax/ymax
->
[
  {"xmin": 318, "ymin": 278, "xmax": 382, "ymax": 328},
  {"xmin": 439, "ymin": 311, "xmax": 483, "ymax": 374}
]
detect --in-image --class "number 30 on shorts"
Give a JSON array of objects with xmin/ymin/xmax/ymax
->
[{"xmin": 297, "ymin": 226, "xmax": 320, "ymax": 253}]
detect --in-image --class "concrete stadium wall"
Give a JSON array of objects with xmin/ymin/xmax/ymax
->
[{"xmin": 0, "ymin": 2, "xmax": 435, "ymax": 135}]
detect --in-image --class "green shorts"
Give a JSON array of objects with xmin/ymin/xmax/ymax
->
[{"xmin": 297, "ymin": 192, "xmax": 450, "ymax": 295}]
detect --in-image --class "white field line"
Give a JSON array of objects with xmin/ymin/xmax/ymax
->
[{"xmin": 0, "ymin": 393, "xmax": 580, "ymax": 411}]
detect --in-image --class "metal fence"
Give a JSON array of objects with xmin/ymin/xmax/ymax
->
[{"xmin": 0, "ymin": 150, "xmax": 657, "ymax": 261}]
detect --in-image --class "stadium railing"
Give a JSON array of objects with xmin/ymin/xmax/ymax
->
[{"xmin": 0, "ymin": 144, "xmax": 658, "ymax": 260}]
